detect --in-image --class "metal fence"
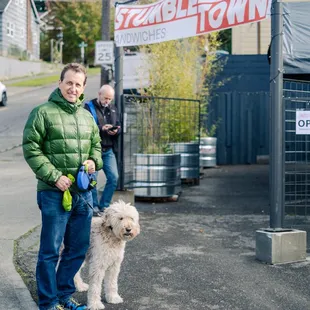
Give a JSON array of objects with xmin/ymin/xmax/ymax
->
[
  {"xmin": 121, "ymin": 95, "xmax": 200, "ymax": 197},
  {"xmin": 207, "ymin": 91, "xmax": 270, "ymax": 164},
  {"xmin": 284, "ymin": 79, "xmax": 310, "ymax": 216}
]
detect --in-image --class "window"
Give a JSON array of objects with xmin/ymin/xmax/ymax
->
[
  {"xmin": 6, "ymin": 23, "xmax": 14, "ymax": 37},
  {"xmin": 15, "ymin": 0, "xmax": 23, "ymax": 6}
]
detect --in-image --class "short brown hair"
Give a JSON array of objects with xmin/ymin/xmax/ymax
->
[{"xmin": 60, "ymin": 63, "xmax": 87, "ymax": 85}]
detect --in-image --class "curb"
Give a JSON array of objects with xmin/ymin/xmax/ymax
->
[{"xmin": 13, "ymin": 225, "xmax": 41, "ymax": 309}]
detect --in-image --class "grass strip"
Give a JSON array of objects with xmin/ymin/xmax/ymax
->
[{"xmin": 9, "ymin": 67, "xmax": 100, "ymax": 87}]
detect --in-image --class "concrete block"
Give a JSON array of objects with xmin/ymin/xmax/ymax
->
[
  {"xmin": 111, "ymin": 190, "xmax": 135, "ymax": 205},
  {"xmin": 256, "ymin": 229, "xmax": 307, "ymax": 264},
  {"xmin": 98, "ymin": 188, "xmax": 135, "ymax": 206}
]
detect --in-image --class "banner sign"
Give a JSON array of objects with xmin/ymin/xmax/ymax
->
[
  {"xmin": 296, "ymin": 110, "xmax": 310, "ymax": 135},
  {"xmin": 115, "ymin": 0, "xmax": 271, "ymax": 47}
]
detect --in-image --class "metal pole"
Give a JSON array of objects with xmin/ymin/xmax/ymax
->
[
  {"xmin": 101, "ymin": 0, "xmax": 111, "ymax": 86},
  {"xmin": 81, "ymin": 45, "xmax": 85, "ymax": 64},
  {"xmin": 114, "ymin": 45, "xmax": 124, "ymax": 190},
  {"xmin": 60, "ymin": 41, "xmax": 63, "ymax": 65},
  {"xmin": 269, "ymin": 0, "xmax": 284, "ymax": 229},
  {"xmin": 50, "ymin": 39, "xmax": 54, "ymax": 63}
]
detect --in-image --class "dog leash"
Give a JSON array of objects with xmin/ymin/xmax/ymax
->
[{"xmin": 76, "ymin": 191, "xmax": 105, "ymax": 217}]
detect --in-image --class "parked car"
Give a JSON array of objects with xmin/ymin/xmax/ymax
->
[{"xmin": 0, "ymin": 81, "xmax": 7, "ymax": 107}]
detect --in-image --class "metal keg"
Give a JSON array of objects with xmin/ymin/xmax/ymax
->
[
  {"xmin": 200, "ymin": 137, "xmax": 217, "ymax": 168},
  {"xmin": 171, "ymin": 142, "xmax": 200, "ymax": 179},
  {"xmin": 133, "ymin": 153, "xmax": 181, "ymax": 197}
]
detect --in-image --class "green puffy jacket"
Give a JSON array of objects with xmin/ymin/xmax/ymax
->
[{"xmin": 23, "ymin": 88, "xmax": 103, "ymax": 192}]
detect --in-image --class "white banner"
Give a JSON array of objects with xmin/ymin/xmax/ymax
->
[
  {"xmin": 296, "ymin": 110, "xmax": 310, "ymax": 135},
  {"xmin": 114, "ymin": 0, "xmax": 271, "ymax": 47}
]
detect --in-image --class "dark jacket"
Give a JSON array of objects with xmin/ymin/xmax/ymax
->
[
  {"xmin": 84, "ymin": 98, "xmax": 121, "ymax": 152},
  {"xmin": 23, "ymin": 89, "xmax": 103, "ymax": 192}
]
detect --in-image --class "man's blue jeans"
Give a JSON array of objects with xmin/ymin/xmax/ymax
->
[
  {"xmin": 92, "ymin": 148, "xmax": 119, "ymax": 210},
  {"xmin": 36, "ymin": 190, "xmax": 93, "ymax": 310}
]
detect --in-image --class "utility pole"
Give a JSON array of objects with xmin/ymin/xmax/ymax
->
[
  {"xmin": 256, "ymin": 0, "xmax": 306, "ymax": 265},
  {"xmin": 101, "ymin": 0, "xmax": 111, "ymax": 86},
  {"xmin": 79, "ymin": 41, "xmax": 88, "ymax": 65},
  {"xmin": 269, "ymin": 0, "xmax": 284, "ymax": 229}
]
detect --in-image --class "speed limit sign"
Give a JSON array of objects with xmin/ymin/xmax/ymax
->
[{"xmin": 95, "ymin": 41, "xmax": 114, "ymax": 65}]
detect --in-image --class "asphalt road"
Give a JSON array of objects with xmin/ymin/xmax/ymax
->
[
  {"xmin": 15, "ymin": 165, "xmax": 310, "ymax": 310},
  {"xmin": 3, "ymin": 75, "xmax": 310, "ymax": 310}
]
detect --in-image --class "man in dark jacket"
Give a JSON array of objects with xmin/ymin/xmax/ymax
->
[
  {"xmin": 84, "ymin": 84, "xmax": 120, "ymax": 214},
  {"xmin": 23, "ymin": 63, "xmax": 103, "ymax": 310}
]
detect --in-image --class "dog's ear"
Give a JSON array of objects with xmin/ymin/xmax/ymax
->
[{"xmin": 100, "ymin": 210, "xmax": 110, "ymax": 229}]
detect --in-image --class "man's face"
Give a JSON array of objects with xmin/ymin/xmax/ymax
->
[
  {"xmin": 99, "ymin": 89, "xmax": 114, "ymax": 105},
  {"xmin": 58, "ymin": 70, "xmax": 86, "ymax": 103}
]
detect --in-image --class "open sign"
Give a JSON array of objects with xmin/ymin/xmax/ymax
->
[{"xmin": 296, "ymin": 110, "xmax": 310, "ymax": 135}]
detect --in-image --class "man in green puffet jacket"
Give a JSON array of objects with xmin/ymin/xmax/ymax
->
[{"xmin": 22, "ymin": 63, "xmax": 103, "ymax": 310}]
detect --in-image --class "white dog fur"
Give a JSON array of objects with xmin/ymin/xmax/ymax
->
[{"xmin": 74, "ymin": 200, "xmax": 140, "ymax": 310}]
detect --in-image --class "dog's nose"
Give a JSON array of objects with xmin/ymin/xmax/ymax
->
[{"xmin": 126, "ymin": 228, "xmax": 131, "ymax": 232}]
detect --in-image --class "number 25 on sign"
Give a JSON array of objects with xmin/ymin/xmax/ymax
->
[{"xmin": 95, "ymin": 41, "xmax": 114, "ymax": 65}]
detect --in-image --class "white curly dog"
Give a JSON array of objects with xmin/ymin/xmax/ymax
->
[{"xmin": 74, "ymin": 200, "xmax": 140, "ymax": 310}]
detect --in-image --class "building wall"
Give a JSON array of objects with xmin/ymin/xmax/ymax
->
[
  {"xmin": 207, "ymin": 55, "xmax": 270, "ymax": 164},
  {"xmin": 30, "ymin": 6, "xmax": 40, "ymax": 59},
  {"xmin": 232, "ymin": 20, "xmax": 270, "ymax": 55},
  {"xmin": 1, "ymin": 0, "xmax": 39, "ymax": 60},
  {"xmin": 231, "ymin": 0, "xmax": 308, "ymax": 55},
  {"xmin": 2, "ymin": 0, "xmax": 27, "ymax": 57}
]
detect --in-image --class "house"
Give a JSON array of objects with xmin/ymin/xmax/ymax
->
[{"xmin": 0, "ymin": 0, "xmax": 40, "ymax": 60}]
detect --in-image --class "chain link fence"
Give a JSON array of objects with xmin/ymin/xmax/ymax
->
[{"xmin": 284, "ymin": 79, "xmax": 310, "ymax": 216}]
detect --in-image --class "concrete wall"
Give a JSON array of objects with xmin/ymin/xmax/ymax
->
[{"xmin": 0, "ymin": 56, "xmax": 61, "ymax": 80}]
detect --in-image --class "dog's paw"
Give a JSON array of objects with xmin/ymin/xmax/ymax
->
[
  {"xmin": 105, "ymin": 294, "xmax": 123, "ymax": 304},
  {"xmin": 87, "ymin": 300, "xmax": 105, "ymax": 310},
  {"xmin": 75, "ymin": 282, "xmax": 89, "ymax": 292}
]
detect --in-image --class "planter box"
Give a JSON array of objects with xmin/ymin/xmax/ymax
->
[
  {"xmin": 133, "ymin": 153, "xmax": 181, "ymax": 198},
  {"xmin": 200, "ymin": 137, "xmax": 217, "ymax": 168},
  {"xmin": 170, "ymin": 142, "xmax": 200, "ymax": 179}
]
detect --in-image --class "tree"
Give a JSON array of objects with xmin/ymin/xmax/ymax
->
[
  {"xmin": 40, "ymin": 1, "xmax": 114, "ymax": 64},
  {"xmin": 138, "ymin": 34, "xmax": 224, "ymax": 142}
]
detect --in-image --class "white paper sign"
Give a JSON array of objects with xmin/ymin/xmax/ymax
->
[{"xmin": 296, "ymin": 110, "xmax": 310, "ymax": 134}]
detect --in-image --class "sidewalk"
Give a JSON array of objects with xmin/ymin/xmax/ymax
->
[{"xmin": 14, "ymin": 165, "xmax": 310, "ymax": 310}]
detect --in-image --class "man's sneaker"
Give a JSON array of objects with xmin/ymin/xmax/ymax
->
[
  {"xmin": 60, "ymin": 297, "xmax": 87, "ymax": 310},
  {"xmin": 49, "ymin": 305, "xmax": 65, "ymax": 310}
]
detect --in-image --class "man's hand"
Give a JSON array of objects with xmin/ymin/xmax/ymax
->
[
  {"xmin": 55, "ymin": 175, "xmax": 73, "ymax": 192},
  {"xmin": 102, "ymin": 124, "xmax": 119, "ymax": 135},
  {"xmin": 83, "ymin": 159, "xmax": 96, "ymax": 174},
  {"xmin": 107, "ymin": 126, "xmax": 119, "ymax": 135},
  {"xmin": 102, "ymin": 124, "xmax": 113, "ymax": 131}
]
